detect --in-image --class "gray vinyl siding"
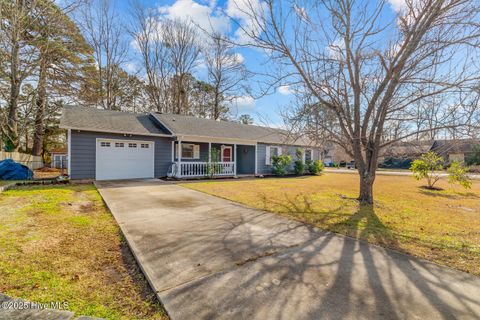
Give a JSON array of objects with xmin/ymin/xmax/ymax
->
[
  {"xmin": 70, "ymin": 131, "xmax": 172, "ymax": 179},
  {"xmin": 256, "ymin": 143, "xmax": 321, "ymax": 175}
]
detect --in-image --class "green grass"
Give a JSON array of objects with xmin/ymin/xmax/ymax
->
[
  {"xmin": 182, "ymin": 173, "xmax": 480, "ymax": 276},
  {"xmin": 0, "ymin": 184, "xmax": 167, "ymax": 320},
  {"xmin": 0, "ymin": 180, "xmax": 18, "ymax": 187}
]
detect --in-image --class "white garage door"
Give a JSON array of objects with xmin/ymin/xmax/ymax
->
[{"xmin": 96, "ymin": 139, "xmax": 154, "ymax": 180}]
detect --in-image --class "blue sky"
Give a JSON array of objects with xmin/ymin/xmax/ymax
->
[
  {"xmin": 112, "ymin": 0, "xmax": 404, "ymax": 127},
  {"xmin": 112, "ymin": 0, "xmax": 295, "ymax": 127}
]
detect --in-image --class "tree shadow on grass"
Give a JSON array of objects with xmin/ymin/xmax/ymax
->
[
  {"xmin": 418, "ymin": 188, "xmax": 480, "ymax": 199},
  {"xmin": 257, "ymin": 191, "xmax": 397, "ymax": 247},
  {"xmin": 257, "ymin": 192, "xmax": 352, "ymax": 226},
  {"xmin": 333, "ymin": 204, "xmax": 398, "ymax": 247}
]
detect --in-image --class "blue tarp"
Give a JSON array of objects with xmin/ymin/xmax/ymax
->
[{"xmin": 0, "ymin": 159, "xmax": 33, "ymax": 180}]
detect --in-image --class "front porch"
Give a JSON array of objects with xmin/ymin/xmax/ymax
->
[{"xmin": 169, "ymin": 139, "xmax": 257, "ymax": 178}]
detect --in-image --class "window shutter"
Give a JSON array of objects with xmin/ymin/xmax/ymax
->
[
  {"xmin": 194, "ymin": 145, "xmax": 200, "ymax": 159},
  {"xmin": 278, "ymin": 147, "xmax": 282, "ymax": 155},
  {"xmin": 174, "ymin": 144, "xmax": 178, "ymax": 159},
  {"xmin": 265, "ymin": 146, "xmax": 271, "ymax": 165},
  {"xmin": 302, "ymin": 149, "xmax": 306, "ymax": 163}
]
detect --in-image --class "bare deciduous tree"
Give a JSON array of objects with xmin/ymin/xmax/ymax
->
[
  {"xmin": 129, "ymin": 1, "xmax": 172, "ymax": 112},
  {"xmin": 236, "ymin": 0, "xmax": 480, "ymax": 203},
  {"xmin": 130, "ymin": 4, "xmax": 201, "ymax": 114},
  {"xmin": 79, "ymin": 0, "xmax": 127, "ymax": 110},
  {"xmin": 163, "ymin": 19, "xmax": 201, "ymax": 114},
  {"xmin": 204, "ymin": 33, "xmax": 251, "ymax": 119}
]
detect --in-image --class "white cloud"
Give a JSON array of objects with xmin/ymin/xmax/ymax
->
[
  {"xmin": 226, "ymin": 0, "xmax": 266, "ymax": 43},
  {"xmin": 388, "ymin": 0, "xmax": 407, "ymax": 12},
  {"xmin": 230, "ymin": 95, "xmax": 255, "ymax": 109},
  {"xmin": 158, "ymin": 0, "xmax": 230, "ymax": 34},
  {"xmin": 124, "ymin": 62, "xmax": 138, "ymax": 73},
  {"xmin": 277, "ymin": 85, "xmax": 293, "ymax": 95},
  {"xmin": 233, "ymin": 52, "xmax": 244, "ymax": 64},
  {"xmin": 326, "ymin": 39, "xmax": 345, "ymax": 60}
]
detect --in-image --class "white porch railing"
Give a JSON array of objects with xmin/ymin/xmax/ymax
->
[{"xmin": 173, "ymin": 161, "xmax": 235, "ymax": 178}]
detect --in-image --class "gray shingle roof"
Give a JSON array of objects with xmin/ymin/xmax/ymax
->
[
  {"xmin": 431, "ymin": 139, "xmax": 480, "ymax": 155},
  {"xmin": 151, "ymin": 112, "xmax": 312, "ymax": 146},
  {"xmin": 60, "ymin": 106, "xmax": 171, "ymax": 136},
  {"xmin": 60, "ymin": 106, "xmax": 313, "ymax": 146}
]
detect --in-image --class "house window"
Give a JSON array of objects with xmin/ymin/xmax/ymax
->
[
  {"xmin": 175, "ymin": 143, "xmax": 200, "ymax": 159},
  {"xmin": 115, "ymin": 142, "xmax": 124, "ymax": 148},
  {"xmin": 129, "ymin": 143, "xmax": 137, "ymax": 148},
  {"xmin": 141, "ymin": 143, "xmax": 149, "ymax": 148},
  {"xmin": 182, "ymin": 144, "xmax": 195, "ymax": 159},
  {"xmin": 100, "ymin": 142, "xmax": 110, "ymax": 147},
  {"xmin": 266, "ymin": 146, "xmax": 281, "ymax": 165},
  {"xmin": 305, "ymin": 149, "xmax": 312, "ymax": 162}
]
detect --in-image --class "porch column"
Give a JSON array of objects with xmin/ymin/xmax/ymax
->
[
  {"xmin": 208, "ymin": 142, "xmax": 211, "ymax": 162},
  {"xmin": 255, "ymin": 143, "xmax": 258, "ymax": 175},
  {"xmin": 234, "ymin": 144, "xmax": 237, "ymax": 176},
  {"xmin": 177, "ymin": 140, "xmax": 182, "ymax": 177}
]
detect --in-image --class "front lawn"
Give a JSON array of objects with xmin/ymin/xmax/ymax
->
[
  {"xmin": 0, "ymin": 180, "xmax": 17, "ymax": 187},
  {"xmin": 0, "ymin": 184, "xmax": 167, "ymax": 320},
  {"xmin": 182, "ymin": 173, "xmax": 480, "ymax": 275}
]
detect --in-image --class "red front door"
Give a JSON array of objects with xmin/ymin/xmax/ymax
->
[{"xmin": 222, "ymin": 147, "xmax": 232, "ymax": 162}]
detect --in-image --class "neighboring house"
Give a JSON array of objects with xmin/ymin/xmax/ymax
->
[
  {"xmin": 430, "ymin": 139, "xmax": 480, "ymax": 163},
  {"xmin": 378, "ymin": 140, "xmax": 433, "ymax": 168},
  {"xmin": 60, "ymin": 106, "xmax": 321, "ymax": 180},
  {"xmin": 322, "ymin": 142, "xmax": 352, "ymax": 166},
  {"xmin": 50, "ymin": 148, "xmax": 68, "ymax": 169}
]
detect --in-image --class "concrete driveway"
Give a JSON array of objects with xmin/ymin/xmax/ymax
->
[{"xmin": 95, "ymin": 179, "xmax": 480, "ymax": 320}]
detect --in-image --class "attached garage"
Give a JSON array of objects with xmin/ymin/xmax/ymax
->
[{"xmin": 95, "ymin": 139, "xmax": 155, "ymax": 180}]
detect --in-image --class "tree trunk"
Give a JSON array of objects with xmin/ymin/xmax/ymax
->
[
  {"xmin": 213, "ymin": 91, "xmax": 220, "ymax": 120},
  {"xmin": 32, "ymin": 55, "xmax": 47, "ymax": 156},
  {"xmin": 356, "ymin": 141, "xmax": 378, "ymax": 205},
  {"xmin": 7, "ymin": 27, "xmax": 21, "ymax": 151},
  {"xmin": 358, "ymin": 173, "xmax": 375, "ymax": 204}
]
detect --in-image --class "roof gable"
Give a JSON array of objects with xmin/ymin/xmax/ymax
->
[{"xmin": 60, "ymin": 106, "xmax": 171, "ymax": 137}]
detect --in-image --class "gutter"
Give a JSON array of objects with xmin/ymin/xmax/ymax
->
[{"xmin": 59, "ymin": 125, "xmax": 174, "ymax": 138}]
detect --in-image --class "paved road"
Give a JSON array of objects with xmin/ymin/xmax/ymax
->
[
  {"xmin": 96, "ymin": 179, "xmax": 480, "ymax": 320},
  {"xmin": 325, "ymin": 168, "xmax": 480, "ymax": 179}
]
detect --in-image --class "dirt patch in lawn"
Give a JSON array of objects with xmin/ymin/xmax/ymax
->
[
  {"xmin": 181, "ymin": 173, "xmax": 480, "ymax": 276},
  {"xmin": 0, "ymin": 184, "xmax": 168, "ymax": 320}
]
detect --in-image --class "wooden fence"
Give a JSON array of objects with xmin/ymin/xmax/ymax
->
[{"xmin": 0, "ymin": 151, "xmax": 44, "ymax": 170}]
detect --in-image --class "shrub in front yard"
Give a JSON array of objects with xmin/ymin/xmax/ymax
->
[
  {"xmin": 466, "ymin": 144, "xmax": 480, "ymax": 165},
  {"xmin": 294, "ymin": 149, "xmax": 305, "ymax": 175},
  {"xmin": 410, "ymin": 151, "xmax": 444, "ymax": 189},
  {"xmin": 294, "ymin": 160, "xmax": 305, "ymax": 175},
  {"xmin": 271, "ymin": 154, "xmax": 292, "ymax": 176},
  {"xmin": 306, "ymin": 160, "xmax": 324, "ymax": 175},
  {"xmin": 447, "ymin": 161, "xmax": 472, "ymax": 189}
]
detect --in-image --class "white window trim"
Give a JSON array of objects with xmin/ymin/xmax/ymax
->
[
  {"xmin": 266, "ymin": 145, "xmax": 281, "ymax": 165},
  {"xmin": 175, "ymin": 143, "xmax": 200, "ymax": 160},
  {"xmin": 304, "ymin": 149, "xmax": 313, "ymax": 162}
]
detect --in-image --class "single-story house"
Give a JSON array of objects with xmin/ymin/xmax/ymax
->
[
  {"xmin": 430, "ymin": 139, "xmax": 480, "ymax": 163},
  {"xmin": 49, "ymin": 148, "xmax": 68, "ymax": 169},
  {"xmin": 60, "ymin": 106, "xmax": 321, "ymax": 180}
]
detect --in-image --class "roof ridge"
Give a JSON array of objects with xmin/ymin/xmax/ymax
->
[
  {"xmin": 154, "ymin": 112, "xmax": 286, "ymax": 132},
  {"xmin": 64, "ymin": 105, "xmax": 149, "ymax": 116}
]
